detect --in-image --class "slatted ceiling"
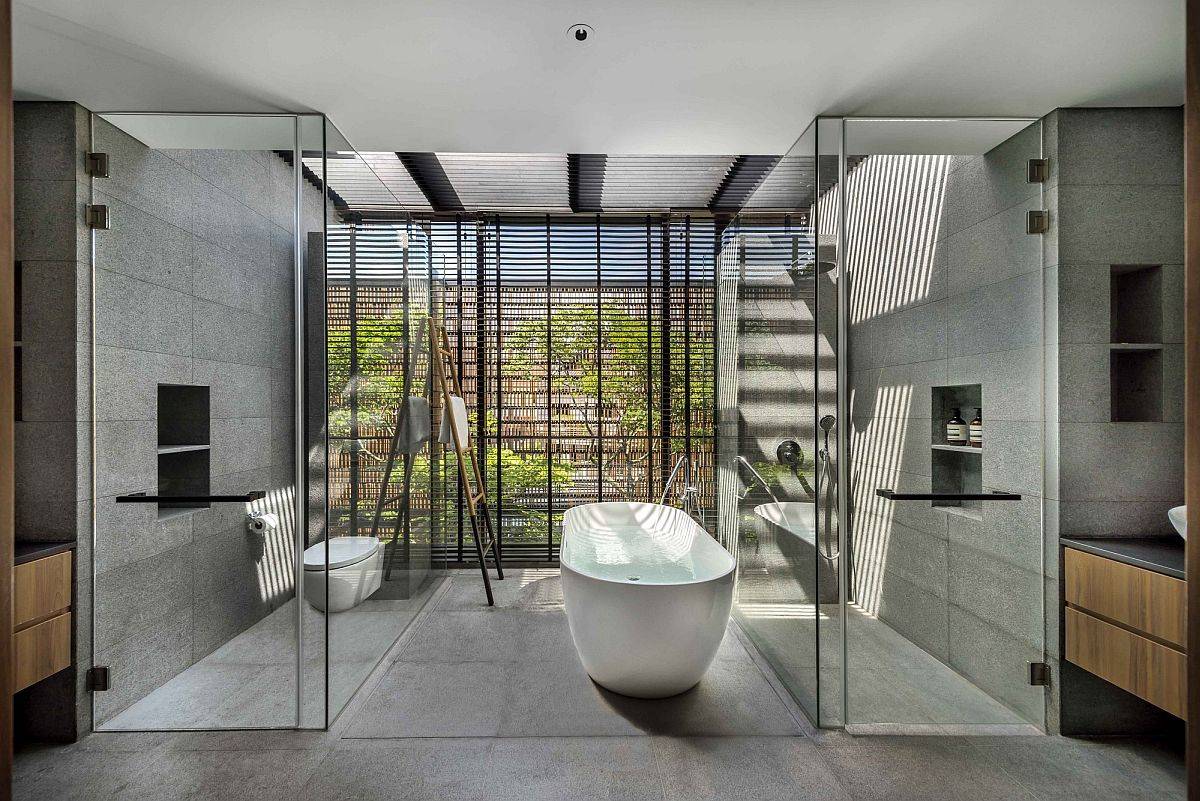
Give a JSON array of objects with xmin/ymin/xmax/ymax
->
[
  {"xmin": 739, "ymin": 153, "xmax": 818, "ymax": 211},
  {"xmin": 302, "ymin": 152, "xmax": 432, "ymax": 213},
  {"xmin": 598, "ymin": 155, "xmax": 737, "ymax": 210},
  {"xmin": 434, "ymin": 153, "xmax": 571, "ymax": 212},
  {"xmin": 357, "ymin": 152, "xmax": 432, "ymax": 209},
  {"xmin": 709, "ymin": 155, "xmax": 781, "ymax": 210},
  {"xmin": 300, "ymin": 151, "xmax": 805, "ymax": 215}
]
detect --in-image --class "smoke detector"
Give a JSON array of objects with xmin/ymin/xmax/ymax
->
[{"xmin": 567, "ymin": 23, "xmax": 594, "ymax": 43}]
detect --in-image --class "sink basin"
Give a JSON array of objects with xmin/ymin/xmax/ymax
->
[{"xmin": 1168, "ymin": 505, "xmax": 1186, "ymax": 540}]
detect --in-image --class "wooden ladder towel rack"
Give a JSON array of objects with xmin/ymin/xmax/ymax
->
[
  {"xmin": 368, "ymin": 323, "xmax": 425, "ymax": 584},
  {"xmin": 429, "ymin": 316, "xmax": 503, "ymax": 605}
]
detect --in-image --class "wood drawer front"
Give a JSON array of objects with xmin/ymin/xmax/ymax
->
[
  {"xmin": 1064, "ymin": 548, "xmax": 1185, "ymax": 648},
  {"xmin": 14, "ymin": 612, "xmax": 72, "ymax": 693},
  {"xmin": 14, "ymin": 551, "xmax": 72, "ymax": 630},
  {"xmin": 1066, "ymin": 607, "xmax": 1186, "ymax": 719}
]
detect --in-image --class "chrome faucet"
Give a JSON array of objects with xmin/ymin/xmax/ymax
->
[
  {"xmin": 736, "ymin": 456, "xmax": 778, "ymax": 503},
  {"xmin": 661, "ymin": 455, "xmax": 703, "ymax": 520}
]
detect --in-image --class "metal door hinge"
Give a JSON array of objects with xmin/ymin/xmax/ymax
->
[
  {"xmin": 1026, "ymin": 210, "xmax": 1048, "ymax": 235},
  {"xmin": 86, "ymin": 204, "xmax": 109, "ymax": 230},
  {"xmin": 87, "ymin": 666, "xmax": 110, "ymax": 692},
  {"xmin": 1029, "ymin": 662, "xmax": 1050, "ymax": 686},
  {"xmin": 1027, "ymin": 158, "xmax": 1048, "ymax": 183},
  {"xmin": 84, "ymin": 152, "xmax": 109, "ymax": 178}
]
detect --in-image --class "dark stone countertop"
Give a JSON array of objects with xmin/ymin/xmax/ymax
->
[
  {"xmin": 1062, "ymin": 536, "xmax": 1185, "ymax": 581},
  {"xmin": 14, "ymin": 540, "xmax": 76, "ymax": 566}
]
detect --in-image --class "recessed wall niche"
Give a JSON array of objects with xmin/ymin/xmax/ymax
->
[
  {"xmin": 930, "ymin": 384, "xmax": 982, "ymax": 517},
  {"xmin": 1109, "ymin": 265, "xmax": 1164, "ymax": 422},
  {"xmin": 1110, "ymin": 264, "xmax": 1162, "ymax": 344},
  {"xmin": 157, "ymin": 384, "xmax": 210, "ymax": 519}
]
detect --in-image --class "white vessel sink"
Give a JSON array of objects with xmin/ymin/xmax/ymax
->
[{"xmin": 1168, "ymin": 505, "xmax": 1186, "ymax": 540}]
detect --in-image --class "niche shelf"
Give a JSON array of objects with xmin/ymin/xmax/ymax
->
[
  {"xmin": 931, "ymin": 444, "xmax": 981, "ymax": 454},
  {"xmin": 157, "ymin": 443, "xmax": 210, "ymax": 455},
  {"xmin": 1109, "ymin": 265, "xmax": 1164, "ymax": 422},
  {"xmin": 157, "ymin": 384, "xmax": 210, "ymax": 520},
  {"xmin": 930, "ymin": 385, "xmax": 983, "ymax": 518}
]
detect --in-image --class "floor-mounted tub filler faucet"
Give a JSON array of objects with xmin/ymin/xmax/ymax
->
[
  {"xmin": 736, "ymin": 456, "xmax": 778, "ymax": 503},
  {"xmin": 662, "ymin": 455, "xmax": 703, "ymax": 520}
]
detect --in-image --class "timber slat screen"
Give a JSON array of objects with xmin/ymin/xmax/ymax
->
[{"xmin": 327, "ymin": 214, "xmax": 717, "ymax": 562}]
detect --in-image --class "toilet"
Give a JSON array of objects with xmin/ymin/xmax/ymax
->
[{"xmin": 302, "ymin": 536, "xmax": 383, "ymax": 612}]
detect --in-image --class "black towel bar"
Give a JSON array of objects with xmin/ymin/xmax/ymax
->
[
  {"xmin": 116, "ymin": 491, "xmax": 266, "ymax": 504},
  {"xmin": 875, "ymin": 489, "xmax": 1021, "ymax": 501}
]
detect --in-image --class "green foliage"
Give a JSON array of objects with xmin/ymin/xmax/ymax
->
[{"xmin": 330, "ymin": 295, "xmax": 713, "ymax": 514}]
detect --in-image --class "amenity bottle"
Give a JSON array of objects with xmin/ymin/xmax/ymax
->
[{"xmin": 946, "ymin": 408, "xmax": 967, "ymax": 446}]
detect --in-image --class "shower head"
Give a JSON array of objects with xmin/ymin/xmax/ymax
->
[{"xmin": 819, "ymin": 414, "xmax": 836, "ymax": 433}]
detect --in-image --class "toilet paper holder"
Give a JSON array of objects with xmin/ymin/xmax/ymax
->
[{"xmin": 246, "ymin": 511, "xmax": 280, "ymax": 534}]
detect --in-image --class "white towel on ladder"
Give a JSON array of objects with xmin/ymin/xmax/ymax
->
[{"xmin": 439, "ymin": 396, "xmax": 470, "ymax": 450}]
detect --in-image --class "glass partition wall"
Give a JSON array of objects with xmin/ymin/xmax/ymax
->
[
  {"xmin": 89, "ymin": 113, "xmax": 435, "ymax": 730},
  {"xmin": 726, "ymin": 117, "xmax": 1048, "ymax": 731},
  {"xmin": 720, "ymin": 120, "xmax": 828, "ymax": 723}
]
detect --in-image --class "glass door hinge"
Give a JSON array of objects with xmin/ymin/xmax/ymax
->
[
  {"xmin": 86, "ymin": 204, "xmax": 110, "ymax": 230},
  {"xmin": 87, "ymin": 666, "xmax": 110, "ymax": 691},
  {"xmin": 1026, "ymin": 210, "xmax": 1048, "ymax": 234},
  {"xmin": 1027, "ymin": 158, "xmax": 1048, "ymax": 183},
  {"xmin": 84, "ymin": 152, "xmax": 109, "ymax": 178},
  {"xmin": 1029, "ymin": 662, "xmax": 1050, "ymax": 686}
]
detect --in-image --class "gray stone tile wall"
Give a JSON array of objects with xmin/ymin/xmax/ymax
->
[
  {"xmin": 1043, "ymin": 107, "xmax": 1185, "ymax": 734},
  {"xmin": 13, "ymin": 102, "xmax": 93, "ymax": 740}
]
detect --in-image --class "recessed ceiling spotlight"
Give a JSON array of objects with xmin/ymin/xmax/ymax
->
[{"xmin": 567, "ymin": 23, "xmax": 594, "ymax": 43}]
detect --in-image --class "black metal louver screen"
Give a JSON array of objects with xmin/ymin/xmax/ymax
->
[{"xmin": 327, "ymin": 214, "xmax": 720, "ymax": 562}]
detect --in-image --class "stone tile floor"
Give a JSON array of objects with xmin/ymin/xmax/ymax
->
[
  {"xmin": 101, "ymin": 584, "xmax": 436, "ymax": 730},
  {"xmin": 15, "ymin": 569, "xmax": 1186, "ymax": 800}
]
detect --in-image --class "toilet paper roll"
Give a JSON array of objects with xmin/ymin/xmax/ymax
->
[{"xmin": 247, "ymin": 512, "xmax": 280, "ymax": 534}]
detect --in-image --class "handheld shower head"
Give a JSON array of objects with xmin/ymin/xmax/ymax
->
[{"xmin": 819, "ymin": 414, "xmax": 836, "ymax": 433}]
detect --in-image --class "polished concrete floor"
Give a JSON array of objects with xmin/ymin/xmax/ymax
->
[{"xmin": 16, "ymin": 569, "xmax": 1186, "ymax": 800}]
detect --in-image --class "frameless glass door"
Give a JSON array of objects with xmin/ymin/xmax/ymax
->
[
  {"xmin": 90, "ymin": 113, "xmax": 318, "ymax": 730},
  {"xmin": 835, "ymin": 117, "xmax": 1047, "ymax": 730}
]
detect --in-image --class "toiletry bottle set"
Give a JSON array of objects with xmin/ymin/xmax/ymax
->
[{"xmin": 946, "ymin": 407, "xmax": 983, "ymax": 447}]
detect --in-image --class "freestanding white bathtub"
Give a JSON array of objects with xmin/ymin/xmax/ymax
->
[{"xmin": 560, "ymin": 502, "xmax": 735, "ymax": 698}]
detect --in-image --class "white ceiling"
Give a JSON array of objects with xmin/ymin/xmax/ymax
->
[{"xmin": 13, "ymin": 0, "xmax": 1185, "ymax": 156}]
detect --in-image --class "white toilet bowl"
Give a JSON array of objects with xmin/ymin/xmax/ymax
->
[{"xmin": 303, "ymin": 536, "xmax": 383, "ymax": 612}]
